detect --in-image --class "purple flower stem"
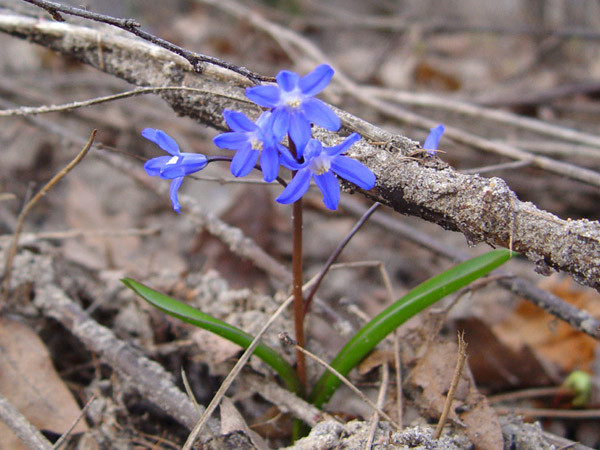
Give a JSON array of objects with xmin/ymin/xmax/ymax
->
[{"xmin": 289, "ymin": 137, "xmax": 306, "ymax": 390}]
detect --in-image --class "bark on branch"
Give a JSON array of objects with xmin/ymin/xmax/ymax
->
[{"xmin": 1, "ymin": 13, "xmax": 600, "ymax": 292}]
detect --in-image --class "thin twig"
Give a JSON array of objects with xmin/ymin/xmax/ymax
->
[
  {"xmin": 352, "ymin": 93, "xmax": 600, "ymax": 188},
  {"xmin": 0, "ymin": 393, "xmax": 53, "ymax": 450},
  {"xmin": 96, "ymin": 148, "xmax": 295, "ymax": 286},
  {"xmin": 291, "ymin": 7, "xmax": 600, "ymax": 41},
  {"xmin": 303, "ymin": 202, "xmax": 380, "ymax": 315},
  {"xmin": 181, "ymin": 369, "xmax": 202, "ymax": 418},
  {"xmin": 493, "ymin": 406, "xmax": 600, "ymax": 419},
  {"xmin": 182, "ymin": 291, "xmax": 298, "ymax": 449},
  {"xmin": 180, "ymin": 370, "xmax": 221, "ymax": 447},
  {"xmin": 393, "ymin": 333, "xmax": 403, "ymax": 429},
  {"xmin": 0, "ymin": 227, "xmax": 160, "ymax": 244},
  {"xmin": 488, "ymin": 386, "xmax": 570, "ymax": 404},
  {"xmin": 433, "ymin": 331, "xmax": 467, "ymax": 440},
  {"xmin": 2, "ymin": 129, "xmax": 96, "ymax": 300},
  {"xmin": 0, "ymin": 86, "xmax": 252, "ymax": 117},
  {"xmin": 461, "ymin": 160, "xmax": 532, "ymax": 175},
  {"xmin": 361, "ymin": 86, "xmax": 600, "ymax": 150},
  {"xmin": 515, "ymin": 141, "xmax": 600, "ymax": 159},
  {"xmin": 0, "ymin": 193, "xmax": 16, "ymax": 202},
  {"xmin": 365, "ymin": 363, "xmax": 390, "ymax": 450},
  {"xmin": 22, "ymin": 0, "xmax": 271, "ymax": 83},
  {"xmin": 53, "ymin": 395, "xmax": 96, "ymax": 450},
  {"xmin": 279, "ymin": 332, "xmax": 401, "ymax": 431}
]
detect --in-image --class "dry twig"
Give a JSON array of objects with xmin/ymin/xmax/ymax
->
[
  {"xmin": 22, "ymin": 0, "xmax": 271, "ymax": 83},
  {"xmin": 366, "ymin": 363, "xmax": 390, "ymax": 449},
  {"xmin": 0, "ymin": 393, "xmax": 53, "ymax": 450},
  {"xmin": 182, "ymin": 293, "xmax": 296, "ymax": 450},
  {"xmin": 0, "ymin": 86, "xmax": 252, "ymax": 117},
  {"xmin": 52, "ymin": 395, "xmax": 96, "ymax": 450},
  {"xmin": 279, "ymin": 332, "xmax": 401, "ymax": 431},
  {"xmin": 433, "ymin": 332, "xmax": 467, "ymax": 440},
  {"xmin": 2, "ymin": 129, "xmax": 96, "ymax": 300}
]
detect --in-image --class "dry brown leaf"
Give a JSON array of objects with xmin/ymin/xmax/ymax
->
[
  {"xmin": 494, "ymin": 275, "xmax": 600, "ymax": 373},
  {"xmin": 0, "ymin": 318, "xmax": 87, "ymax": 449},
  {"xmin": 455, "ymin": 317, "xmax": 557, "ymax": 391},
  {"xmin": 64, "ymin": 173, "xmax": 141, "ymax": 272},
  {"xmin": 409, "ymin": 338, "xmax": 502, "ymax": 450},
  {"xmin": 357, "ymin": 349, "xmax": 395, "ymax": 376}
]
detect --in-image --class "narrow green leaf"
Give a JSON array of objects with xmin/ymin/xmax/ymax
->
[
  {"xmin": 122, "ymin": 278, "xmax": 302, "ymax": 395},
  {"xmin": 309, "ymin": 249, "xmax": 512, "ymax": 407}
]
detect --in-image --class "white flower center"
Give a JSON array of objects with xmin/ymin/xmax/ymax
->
[
  {"xmin": 286, "ymin": 98, "xmax": 301, "ymax": 108},
  {"xmin": 166, "ymin": 156, "xmax": 179, "ymax": 165},
  {"xmin": 309, "ymin": 155, "xmax": 331, "ymax": 175},
  {"xmin": 281, "ymin": 87, "xmax": 303, "ymax": 109},
  {"xmin": 251, "ymin": 138, "xmax": 263, "ymax": 151}
]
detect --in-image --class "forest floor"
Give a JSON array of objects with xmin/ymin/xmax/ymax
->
[{"xmin": 1, "ymin": 1, "xmax": 600, "ymax": 449}]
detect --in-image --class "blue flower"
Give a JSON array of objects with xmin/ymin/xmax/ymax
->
[
  {"xmin": 142, "ymin": 128, "xmax": 208, "ymax": 213},
  {"xmin": 245, "ymin": 64, "xmax": 341, "ymax": 153},
  {"xmin": 213, "ymin": 110, "xmax": 288, "ymax": 182},
  {"xmin": 423, "ymin": 124, "xmax": 445, "ymax": 156},
  {"xmin": 276, "ymin": 133, "xmax": 375, "ymax": 210}
]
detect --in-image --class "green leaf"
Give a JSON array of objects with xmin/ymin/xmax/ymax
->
[
  {"xmin": 309, "ymin": 249, "xmax": 513, "ymax": 407},
  {"xmin": 122, "ymin": 278, "xmax": 303, "ymax": 395}
]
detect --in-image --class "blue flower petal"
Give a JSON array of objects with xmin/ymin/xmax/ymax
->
[
  {"xmin": 246, "ymin": 85, "xmax": 280, "ymax": 108},
  {"xmin": 213, "ymin": 132, "xmax": 252, "ymax": 150},
  {"xmin": 424, "ymin": 124, "xmax": 445, "ymax": 151},
  {"xmin": 271, "ymin": 108, "xmax": 290, "ymax": 141},
  {"xmin": 325, "ymin": 133, "xmax": 361, "ymax": 157},
  {"xmin": 276, "ymin": 169, "xmax": 312, "ymax": 205},
  {"xmin": 142, "ymin": 128, "xmax": 180, "ymax": 156},
  {"xmin": 160, "ymin": 154, "xmax": 208, "ymax": 179},
  {"xmin": 303, "ymin": 139, "xmax": 323, "ymax": 160},
  {"xmin": 144, "ymin": 156, "xmax": 173, "ymax": 176},
  {"xmin": 255, "ymin": 111, "xmax": 273, "ymax": 130},
  {"xmin": 169, "ymin": 177, "xmax": 184, "ymax": 213},
  {"xmin": 299, "ymin": 64, "xmax": 334, "ymax": 96},
  {"xmin": 276, "ymin": 70, "xmax": 300, "ymax": 92},
  {"xmin": 301, "ymin": 98, "xmax": 340, "ymax": 131},
  {"xmin": 260, "ymin": 145, "xmax": 280, "ymax": 182},
  {"xmin": 314, "ymin": 171, "xmax": 340, "ymax": 210},
  {"xmin": 230, "ymin": 148, "xmax": 259, "ymax": 178},
  {"xmin": 289, "ymin": 113, "xmax": 312, "ymax": 154},
  {"xmin": 331, "ymin": 156, "xmax": 376, "ymax": 190},
  {"xmin": 223, "ymin": 110, "xmax": 257, "ymax": 132},
  {"xmin": 278, "ymin": 144, "xmax": 305, "ymax": 170}
]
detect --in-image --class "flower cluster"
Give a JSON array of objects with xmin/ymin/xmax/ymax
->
[{"xmin": 142, "ymin": 64, "xmax": 376, "ymax": 212}]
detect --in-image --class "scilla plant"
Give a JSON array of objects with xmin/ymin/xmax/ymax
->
[{"xmin": 123, "ymin": 64, "xmax": 512, "ymax": 420}]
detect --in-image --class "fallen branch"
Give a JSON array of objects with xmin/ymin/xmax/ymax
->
[
  {"xmin": 0, "ymin": 393, "xmax": 53, "ymax": 450},
  {"xmin": 33, "ymin": 281, "xmax": 215, "ymax": 435},
  {"xmin": 1, "ymin": 12, "xmax": 600, "ymax": 293}
]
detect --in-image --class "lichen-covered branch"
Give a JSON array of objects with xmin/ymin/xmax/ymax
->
[{"xmin": 1, "ymin": 13, "xmax": 600, "ymax": 292}]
